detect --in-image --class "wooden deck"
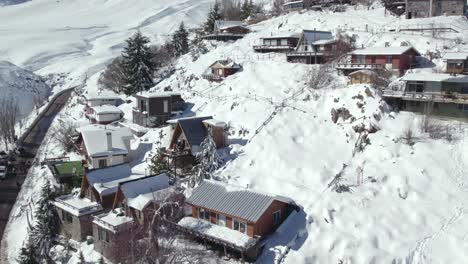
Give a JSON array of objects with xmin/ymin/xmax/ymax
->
[{"xmin": 382, "ymin": 90, "xmax": 468, "ymax": 105}]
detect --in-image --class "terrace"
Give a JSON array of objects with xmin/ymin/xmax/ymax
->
[
  {"xmin": 53, "ymin": 194, "xmax": 103, "ymax": 217},
  {"xmin": 93, "ymin": 209, "xmax": 134, "ymax": 233},
  {"xmin": 382, "ymin": 90, "xmax": 468, "ymax": 104}
]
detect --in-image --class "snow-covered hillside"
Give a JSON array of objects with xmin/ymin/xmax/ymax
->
[
  {"xmin": 0, "ymin": 0, "xmax": 29, "ymax": 6},
  {"xmin": 2, "ymin": 1, "xmax": 468, "ymax": 264},
  {"xmin": 0, "ymin": 61, "xmax": 50, "ymax": 119}
]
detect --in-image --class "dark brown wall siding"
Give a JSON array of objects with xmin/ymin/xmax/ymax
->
[{"xmin": 253, "ymin": 200, "xmax": 289, "ymax": 237}]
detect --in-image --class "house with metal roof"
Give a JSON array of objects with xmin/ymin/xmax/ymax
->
[
  {"xmin": 175, "ymin": 180, "xmax": 296, "ymax": 261},
  {"xmin": 253, "ymin": 32, "xmax": 301, "ymax": 53},
  {"xmin": 202, "ymin": 59, "xmax": 242, "ymax": 81},
  {"xmin": 202, "ymin": 20, "xmax": 250, "ymax": 42},
  {"xmin": 285, "ymin": 29, "xmax": 340, "ymax": 64},
  {"xmin": 442, "ymin": 52, "xmax": 468, "ymax": 74}
]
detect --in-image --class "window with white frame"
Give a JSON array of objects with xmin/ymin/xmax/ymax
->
[
  {"xmin": 273, "ymin": 210, "xmax": 281, "ymax": 225},
  {"xmin": 216, "ymin": 214, "xmax": 226, "ymax": 226},
  {"xmin": 233, "ymin": 219, "xmax": 246, "ymax": 234},
  {"xmin": 198, "ymin": 208, "xmax": 210, "ymax": 221}
]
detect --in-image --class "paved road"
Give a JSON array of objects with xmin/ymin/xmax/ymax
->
[{"xmin": 0, "ymin": 89, "xmax": 73, "ymax": 243}]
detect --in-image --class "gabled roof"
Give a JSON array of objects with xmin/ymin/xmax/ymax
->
[
  {"xmin": 78, "ymin": 125, "xmax": 133, "ymax": 157},
  {"xmin": 176, "ymin": 116, "xmax": 212, "ymax": 153},
  {"xmin": 120, "ymin": 174, "xmax": 171, "ymax": 211},
  {"xmin": 86, "ymin": 164, "xmax": 145, "ymax": 196},
  {"xmin": 91, "ymin": 105, "xmax": 123, "ymax": 115},
  {"xmin": 442, "ymin": 52, "xmax": 468, "ymax": 61},
  {"xmin": 187, "ymin": 180, "xmax": 292, "ymax": 222},
  {"xmin": 209, "ymin": 59, "xmax": 241, "ymax": 69},
  {"xmin": 215, "ymin": 20, "xmax": 247, "ymax": 30},
  {"xmin": 351, "ymin": 46, "xmax": 420, "ymax": 56}
]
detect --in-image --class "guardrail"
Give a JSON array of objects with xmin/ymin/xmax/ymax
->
[
  {"xmin": 17, "ymin": 86, "xmax": 75, "ymax": 147},
  {"xmin": 336, "ymin": 63, "xmax": 384, "ymax": 70}
]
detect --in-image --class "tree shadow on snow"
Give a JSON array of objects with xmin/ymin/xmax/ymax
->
[
  {"xmin": 218, "ymin": 138, "xmax": 248, "ymax": 167},
  {"xmin": 256, "ymin": 208, "xmax": 309, "ymax": 263},
  {"xmin": 130, "ymin": 141, "xmax": 153, "ymax": 167}
]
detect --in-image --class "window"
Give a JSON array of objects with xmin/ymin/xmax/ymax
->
[
  {"xmin": 98, "ymin": 227, "xmax": 109, "ymax": 242},
  {"xmin": 371, "ymin": 56, "xmax": 376, "ymax": 63},
  {"xmin": 198, "ymin": 208, "xmax": 210, "ymax": 221},
  {"xmin": 357, "ymin": 55, "xmax": 365, "ymax": 64},
  {"xmin": 140, "ymin": 99, "xmax": 147, "ymax": 112},
  {"xmin": 216, "ymin": 214, "xmax": 226, "ymax": 226},
  {"xmin": 98, "ymin": 159, "xmax": 107, "ymax": 168},
  {"xmin": 386, "ymin": 56, "xmax": 392, "ymax": 64},
  {"xmin": 233, "ymin": 219, "xmax": 246, "ymax": 234},
  {"xmin": 61, "ymin": 210, "xmax": 73, "ymax": 223},
  {"xmin": 273, "ymin": 210, "xmax": 281, "ymax": 225},
  {"xmin": 163, "ymin": 100, "xmax": 169, "ymax": 113}
]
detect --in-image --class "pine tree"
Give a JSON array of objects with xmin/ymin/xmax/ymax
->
[
  {"xmin": 29, "ymin": 181, "xmax": 59, "ymax": 260},
  {"xmin": 240, "ymin": 0, "xmax": 251, "ymax": 20},
  {"xmin": 203, "ymin": 2, "xmax": 222, "ymax": 33},
  {"xmin": 121, "ymin": 31, "xmax": 155, "ymax": 95},
  {"xmin": 190, "ymin": 133, "xmax": 220, "ymax": 187},
  {"xmin": 172, "ymin": 22, "xmax": 189, "ymax": 56},
  {"xmin": 17, "ymin": 244, "xmax": 37, "ymax": 264},
  {"xmin": 148, "ymin": 151, "xmax": 169, "ymax": 175}
]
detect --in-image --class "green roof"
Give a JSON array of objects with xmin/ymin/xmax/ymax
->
[{"xmin": 54, "ymin": 161, "xmax": 85, "ymax": 176}]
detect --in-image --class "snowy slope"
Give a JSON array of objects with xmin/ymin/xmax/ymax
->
[
  {"xmin": 2, "ymin": 1, "xmax": 468, "ymax": 264},
  {"xmin": 0, "ymin": 61, "xmax": 50, "ymax": 119}
]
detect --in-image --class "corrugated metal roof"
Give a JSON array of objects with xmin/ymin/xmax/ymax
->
[
  {"xmin": 177, "ymin": 116, "xmax": 212, "ymax": 152},
  {"xmin": 187, "ymin": 181, "xmax": 276, "ymax": 222},
  {"xmin": 351, "ymin": 46, "xmax": 419, "ymax": 56}
]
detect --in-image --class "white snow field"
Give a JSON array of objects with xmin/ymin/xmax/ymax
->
[{"xmin": 2, "ymin": 0, "xmax": 468, "ymax": 263}]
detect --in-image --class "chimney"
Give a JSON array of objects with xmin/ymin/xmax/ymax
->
[{"xmin": 106, "ymin": 132, "xmax": 112, "ymax": 151}]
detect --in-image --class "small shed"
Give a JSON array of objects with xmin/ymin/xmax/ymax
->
[{"xmin": 349, "ymin": 70, "xmax": 378, "ymax": 84}]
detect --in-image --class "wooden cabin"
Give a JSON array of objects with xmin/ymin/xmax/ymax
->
[
  {"xmin": 202, "ymin": 20, "xmax": 250, "ymax": 41},
  {"xmin": 177, "ymin": 180, "xmax": 296, "ymax": 261},
  {"xmin": 349, "ymin": 70, "xmax": 378, "ymax": 84},
  {"xmin": 286, "ymin": 30, "xmax": 338, "ymax": 64},
  {"xmin": 133, "ymin": 92, "xmax": 185, "ymax": 127},
  {"xmin": 253, "ymin": 33, "xmax": 300, "ymax": 53},
  {"xmin": 443, "ymin": 52, "xmax": 468, "ymax": 74},
  {"xmin": 160, "ymin": 116, "xmax": 227, "ymax": 171},
  {"xmin": 202, "ymin": 59, "xmax": 241, "ymax": 81},
  {"xmin": 337, "ymin": 46, "xmax": 420, "ymax": 76},
  {"xmin": 406, "ymin": 0, "xmax": 465, "ymax": 19}
]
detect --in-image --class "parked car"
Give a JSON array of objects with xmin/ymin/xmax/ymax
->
[{"xmin": 0, "ymin": 165, "xmax": 7, "ymax": 180}]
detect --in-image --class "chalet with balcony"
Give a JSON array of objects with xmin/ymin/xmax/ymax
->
[
  {"xmin": 76, "ymin": 125, "xmax": 134, "ymax": 169},
  {"xmin": 406, "ymin": 0, "xmax": 465, "ymax": 19},
  {"xmin": 443, "ymin": 52, "xmax": 468, "ymax": 74},
  {"xmin": 160, "ymin": 116, "xmax": 227, "ymax": 171},
  {"xmin": 202, "ymin": 59, "xmax": 242, "ymax": 81},
  {"xmin": 85, "ymin": 105, "xmax": 123, "ymax": 125},
  {"xmin": 202, "ymin": 20, "xmax": 250, "ymax": 41},
  {"xmin": 382, "ymin": 72, "xmax": 468, "ymax": 119},
  {"xmin": 175, "ymin": 180, "xmax": 296, "ymax": 261},
  {"xmin": 133, "ymin": 92, "xmax": 185, "ymax": 128},
  {"xmin": 285, "ymin": 30, "xmax": 338, "ymax": 64},
  {"xmin": 93, "ymin": 174, "xmax": 182, "ymax": 263},
  {"xmin": 336, "ymin": 46, "xmax": 420, "ymax": 76},
  {"xmin": 253, "ymin": 33, "xmax": 300, "ymax": 53}
]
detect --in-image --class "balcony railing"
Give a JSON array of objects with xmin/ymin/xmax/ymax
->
[
  {"xmin": 336, "ymin": 63, "xmax": 384, "ymax": 70},
  {"xmin": 253, "ymin": 45, "xmax": 295, "ymax": 50},
  {"xmin": 202, "ymin": 74, "xmax": 224, "ymax": 81},
  {"xmin": 159, "ymin": 147, "xmax": 191, "ymax": 157},
  {"xmin": 382, "ymin": 90, "xmax": 468, "ymax": 104}
]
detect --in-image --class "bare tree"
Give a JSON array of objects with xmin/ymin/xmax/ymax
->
[
  {"xmin": 52, "ymin": 120, "xmax": 78, "ymax": 152},
  {"xmin": 308, "ymin": 64, "xmax": 336, "ymax": 90},
  {"xmin": 0, "ymin": 97, "xmax": 19, "ymax": 150},
  {"xmin": 370, "ymin": 69, "xmax": 392, "ymax": 89},
  {"xmin": 272, "ymin": 0, "xmax": 285, "ymax": 16},
  {"xmin": 220, "ymin": 0, "xmax": 242, "ymax": 20},
  {"xmin": 325, "ymin": 34, "xmax": 355, "ymax": 63},
  {"xmin": 98, "ymin": 57, "xmax": 126, "ymax": 93},
  {"xmin": 402, "ymin": 124, "xmax": 415, "ymax": 145}
]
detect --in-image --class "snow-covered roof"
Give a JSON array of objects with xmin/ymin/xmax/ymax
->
[
  {"xmin": 120, "ymin": 174, "xmax": 171, "ymax": 211},
  {"xmin": 53, "ymin": 194, "xmax": 103, "ymax": 216},
  {"xmin": 79, "ymin": 125, "xmax": 133, "ymax": 157},
  {"xmin": 134, "ymin": 91, "xmax": 181, "ymax": 99},
  {"xmin": 93, "ymin": 209, "xmax": 133, "ymax": 232},
  {"xmin": 215, "ymin": 20, "xmax": 247, "ymax": 30},
  {"xmin": 177, "ymin": 116, "xmax": 213, "ymax": 153},
  {"xmin": 403, "ymin": 73, "xmax": 468, "ymax": 83},
  {"xmin": 262, "ymin": 32, "xmax": 301, "ymax": 39},
  {"xmin": 209, "ymin": 59, "xmax": 241, "ymax": 69},
  {"xmin": 202, "ymin": 119, "xmax": 227, "ymax": 127},
  {"xmin": 349, "ymin": 70, "xmax": 378, "ymax": 76},
  {"xmin": 187, "ymin": 180, "xmax": 293, "ymax": 223},
  {"xmin": 178, "ymin": 217, "xmax": 257, "ymax": 248},
  {"xmin": 85, "ymin": 93, "xmax": 121, "ymax": 101},
  {"xmin": 351, "ymin": 46, "xmax": 420, "ymax": 56},
  {"xmin": 86, "ymin": 164, "xmax": 145, "ymax": 196},
  {"xmin": 442, "ymin": 52, "xmax": 468, "ymax": 61},
  {"xmin": 283, "ymin": 0, "xmax": 304, "ymax": 6},
  {"xmin": 312, "ymin": 38, "xmax": 337, "ymax": 45},
  {"xmin": 91, "ymin": 105, "xmax": 122, "ymax": 115}
]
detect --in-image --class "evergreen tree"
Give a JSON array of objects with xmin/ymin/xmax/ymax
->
[
  {"xmin": 29, "ymin": 181, "xmax": 59, "ymax": 260},
  {"xmin": 17, "ymin": 244, "xmax": 37, "ymax": 264},
  {"xmin": 172, "ymin": 22, "xmax": 189, "ymax": 56},
  {"xmin": 203, "ymin": 2, "xmax": 222, "ymax": 33},
  {"xmin": 240, "ymin": 0, "xmax": 251, "ymax": 20},
  {"xmin": 148, "ymin": 151, "xmax": 169, "ymax": 175},
  {"xmin": 190, "ymin": 133, "xmax": 220, "ymax": 187},
  {"xmin": 121, "ymin": 31, "xmax": 155, "ymax": 95}
]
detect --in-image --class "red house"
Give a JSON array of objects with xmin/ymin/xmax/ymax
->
[
  {"xmin": 337, "ymin": 46, "xmax": 420, "ymax": 76},
  {"xmin": 202, "ymin": 59, "xmax": 241, "ymax": 81}
]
